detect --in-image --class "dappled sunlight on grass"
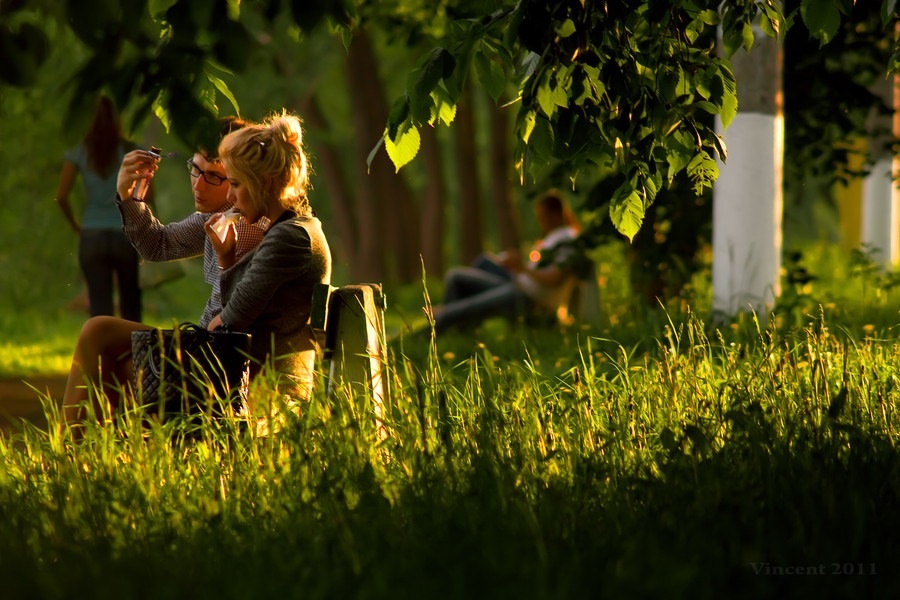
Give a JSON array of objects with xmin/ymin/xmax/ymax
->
[{"xmin": 1, "ymin": 306, "xmax": 898, "ymax": 597}]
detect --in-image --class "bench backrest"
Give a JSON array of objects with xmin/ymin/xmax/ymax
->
[{"xmin": 310, "ymin": 283, "xmax": 388, "ymax": 412}]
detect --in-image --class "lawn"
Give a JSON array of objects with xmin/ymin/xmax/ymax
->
[{"xmin": 1, "ymin": 243, "xmax": 899, "ymax": 599}]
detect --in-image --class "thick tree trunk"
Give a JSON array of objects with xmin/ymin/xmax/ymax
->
[
  {"xmin": 420, "ymin": 125, "xmax": 446, "ymax": 279},
  {"xmin": 345, "ymin": 29, "xmax": 391, "ymax": 282},
  {"xmin": 371, "ymin": 150, "xmax": 422, "ymax": 283},
  {"xmin": 489, "ymin": 104, "xmax": 520, "ymax": 251},
  {"xmin": 348, "ymin": 28, "xmax": 421, "ymax": 284},
  {"xmin": 300, "ymin": 93, "xmax": 358, "ymax": 263},
  {"xmin": 712, "ymin": 24, "xmax": 783, "ymax": 319},
  {"xmin": 455, "ymin": 82, "xmax": 484, "ymax": 265},
  {"xmin": 271, "ymin": 53, "xmax": 362, "ymax": 278}
]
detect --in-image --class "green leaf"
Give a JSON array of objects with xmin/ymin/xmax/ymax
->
[
  {"xmin": 801, "ymin": 0, "xmax": 841, "ymax": 45},
  {"xmin": 386, "ymin": 96, "xmax": 410, "ymax": 141},
  {"xmin": 520, "ymin": 109, "xmax": 537, "ymax": 144},
  {"xmin": 609, "ymin": 184, "xmax": 644, "ymax": 242},
  {"xmin": 717, "ymin": 63, "xmax": 738, "ymax": 129},
  {"xmin": 152, "ymin": 92, "xmax": 171, "ymax": 133},
  {"xmin": 474, "ymin": 51, "xmax": 507, "ymax": 103},
  {"xmin": 552, "ymin": 75, "xmax": 569, "ymax": 108},
  {"xmin": 676, "ymin": 67, "xmax": 691, "ymax": 99},
  {"xmin": 741, "ymin": 22, "xmax": 755, "ymax": 52},
  {"xmin": 385, "ymin": 125, "xmax": 421, "ymax": 172},
  {"xmin": 722, "ymin": 25, "xmax": 743, "ymax": 58},
  {"xmin": 884, "ymin": 0, "xmax": 899, "ymax": 27},
  {"xmin": 407, "ymin": 49, "xmax": 452, "ymax": 123},
  {"xmin": 410, "ymin": 91, "xmax": 435, "ymax": 124},
  {"xmin": 695, "ymin": 76, "xmax": 711, "ymax": 100},
  {"xmin": 686, "ymin": 150, "xmax": 720, "ymax": 195},
  {"xmin": 698, "ymin": 9, "xmax": 720, "ymax": 25},
  {"xmin": 693, "ymin": 100, "xmax": 718, "ymax": 115},
  {"xmin": 430, "ymin": 86, "xmax": 457, "ymax": 127},
  {"xmin": 206, "ymin": 72, "xmax": 240, "ymax": 115},
  {"xmin": 412, "ymin": 47, "xmax": 455, "ymax": 99},
  {"xmin": 665, "ymin": 129, "xmax": 694, "ymax": 181},
  {"xmin": 536, "ymin": 74, "xmax": 556, "ymax": 118},
  {"xmin": 555, "ymin": 19, "xmax": 576, "ymax": 38}
]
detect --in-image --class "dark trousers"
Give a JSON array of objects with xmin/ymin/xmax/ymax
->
[
  {"xmin": 79, "ymin": 229, "xmax": 142, "ymax": 321},
  {"xmin": 435, "ymin": 254, "xmax": 530, "ymax": 332}
]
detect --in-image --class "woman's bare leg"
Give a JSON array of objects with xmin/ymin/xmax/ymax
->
[{"xmin": 62, "ymin": 316, "xmax": 151, "ymax": 426}]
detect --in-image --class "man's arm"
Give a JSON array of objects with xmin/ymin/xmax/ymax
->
[{"xmin": 118, "ymin": 197, "xmax": 207, "ymax": 261}]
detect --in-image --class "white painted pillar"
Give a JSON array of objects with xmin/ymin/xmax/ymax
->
[
  {"xmin": 713, "ymin": 26, "xmax": 783, "ymax": 319},
  {"xmin": 861, "ymin": 157, "xmax": 898, "ymax": 265},
  {"xmin": 860, "ymin": 76, "xmax": 899, "ymax": 267}
]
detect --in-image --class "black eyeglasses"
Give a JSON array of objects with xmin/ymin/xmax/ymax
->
[{"xmin": 186, "ymin": 160, "xmax": 227, "ymax": 186}]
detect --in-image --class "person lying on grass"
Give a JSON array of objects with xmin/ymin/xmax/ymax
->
[{"xmin": 62, "ymin": 117, "xmax": 266, "ymax": 425}]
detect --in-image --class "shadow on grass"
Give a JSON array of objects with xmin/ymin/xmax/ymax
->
[{"xmin": 0, "ymin": 401, "xmax": 895, "ymax": 600}]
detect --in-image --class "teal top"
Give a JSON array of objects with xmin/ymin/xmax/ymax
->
[{"xmin": 64, "ymin": 142, "xmax": 134, "ymax": 230}]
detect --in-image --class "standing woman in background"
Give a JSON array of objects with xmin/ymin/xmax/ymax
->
[{"xmin": 55, "ymin": 95, "xmax": 142, "ymax": 321}]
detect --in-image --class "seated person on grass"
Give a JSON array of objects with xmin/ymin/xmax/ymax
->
[{"xmin": 431, "ymin": 189, "xmax": 581, "ymax": 333}]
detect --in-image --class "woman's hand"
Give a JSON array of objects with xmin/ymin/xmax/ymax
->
[
  {"xmin": 207, "ymin": 314, "xmax": 223, "ymax": 331},
  {"xmin": 116, "ymin": 150, "xmax": 159, "ymax": 200},
  {"xmin": 204, "ymin": 213, "xmax": 237, "ymax": 270}
]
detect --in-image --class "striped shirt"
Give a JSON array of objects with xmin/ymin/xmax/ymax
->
[{"xmin": 117, "ymin": 197, "xmax": 267, "ymax": 327}]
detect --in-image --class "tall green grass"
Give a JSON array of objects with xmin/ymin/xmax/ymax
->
[
  {"xmin": 1, "ymin": 302, "xmax": 898, "ymax": 598},
  {"xmin": 1, "ymin": 242, "xmax": 899, "ymax": 598}
]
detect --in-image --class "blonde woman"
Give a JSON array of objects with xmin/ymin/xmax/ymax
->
[{"xmin": 205, "ymin": 111, "xmax": 332, "ymax": 400}]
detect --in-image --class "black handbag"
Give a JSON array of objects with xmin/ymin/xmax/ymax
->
[{"xmin": 131, "ymin": 323, "xmax": 252, "ymax": 420}]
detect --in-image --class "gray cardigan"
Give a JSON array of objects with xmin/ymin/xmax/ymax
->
[{"xmin": 219, "ymin": 211, "xmax": 331, "ymax": 395}]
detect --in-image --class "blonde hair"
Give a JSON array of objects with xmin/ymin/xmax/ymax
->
[{"xmin": 218, "ymin": 110, "xmax": 311, "ymax": 216}]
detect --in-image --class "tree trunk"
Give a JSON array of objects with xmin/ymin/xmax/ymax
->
[
  {"xmin": 489, "ymin": 104, "xmax": 520, "ymax": 251},
  {"xmin": 345, "ymin": 28, "xmax": 390, "ymax": 282},
  {"xmin": 712, "ymin": 23, "xmax": 783, "ymax": 320},
  {"xmin": 300, "ymin": 93, "xmax": 359, "ymax": 263},
  {"xmin": 371, "ymin": 148, "xmax": 422, "ymax": 283},
  {"xmin": 348, "ymin": 28, "xmax": 421, "ymax": 284},
  {"xmin": 420, "ymin": 125, "xmax": 446, "ymax": 279},
  {"xmin": 455, "ymin": 81, "xmax": 484, "ymax": 265}
]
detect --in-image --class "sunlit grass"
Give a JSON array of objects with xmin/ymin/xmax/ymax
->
[
  {"xmin": 0, "ymin": 262, "xmax": 211, "ymax": 378},
  {"xmin": 1, "ymin": 305, "xmax": 897, "ymax": 598},
  {"xmin": 2, "ymin": 241, "xmax": 900, "ymax": 596}
]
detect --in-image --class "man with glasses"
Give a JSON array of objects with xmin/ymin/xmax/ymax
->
[{"xmin": 115, "ymin": 117, "xmax": 267, "ymax": 327}]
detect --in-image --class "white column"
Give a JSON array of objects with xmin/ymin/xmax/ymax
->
[
  {"xmin": 859, "ymin": 74, "xmax": 899, "ymax": 268},
  {"xmin": 712, "ymin": 25, "xmax": 783, "ymax": 320},
  {"xmin": 713, "ymin": 113, "xmax": 783, "ymax": 317},
  {"xmin": 861, "ymin": 157, "xmax": 899, "ymax": 265}
]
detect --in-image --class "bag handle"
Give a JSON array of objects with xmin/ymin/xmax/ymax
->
[{"xmin": 146, "ymin": 323, "xmax": 208, "ymax": 379}]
